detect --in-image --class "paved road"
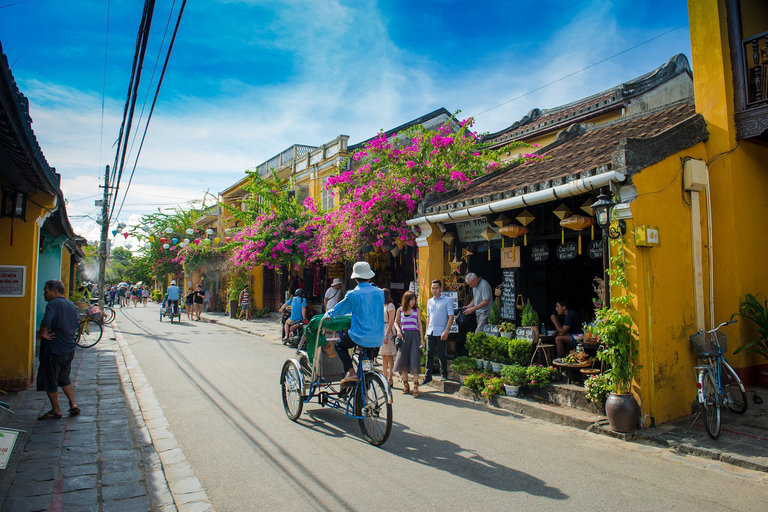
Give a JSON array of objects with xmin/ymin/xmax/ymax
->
[{"xmin": 114, "ymin": 304, "xmax": 767, "ymax": 511}]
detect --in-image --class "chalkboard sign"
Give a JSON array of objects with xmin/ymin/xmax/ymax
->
[
  {"xmin": 557, "ymin": 242, "xmax": 578, "ymax": 260},
  {"xmin": 500, "ymin": 269, "xmax": 516, "ymax": 321},
  {"xmin": 531, "ymin": 244, "xmax": 549, "ymax": 262},
  {"xmin": 515, "ymin": 326, "xmax": 536, "ymax": 342},
  {"xmin": 483, "ymin": 325, "xmax": 500, "ymax": 335},
  {"xmin": 588, "ymin": 239, "xmax": 604, "ymax": 259}
]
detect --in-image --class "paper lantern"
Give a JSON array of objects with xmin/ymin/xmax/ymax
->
[
  {"xmin": 163, "ymin": 244, "xmax": 170, "ymax": 249},
  {"xmin": 203, "ymin": 238, "xmax": 211, "ymax": 244},
  {"xmin": 179, "ymin": 242, "xmax": 186, "ymax": 248},
  {"xmin": 160, "ymin": 237, "xmax": 167, "ymax": 244},
  {"xmin": 580, "ymin": 198, "xmax": 595, "ymax": 216},
  {"xmin": 480, "ymin": 226, "xmax": 497, "ymax": 261},
  {"xmin": 498, "ymin": 224, "xmax": 529, "ymax": 238},
  {"xmin": 560, "ymin": 215, "xmax": 595, "ymax": 254},
  {"xmin": 195, "ymin": 239, "xmax": 200, "ymax": 245},
  {"xmin": 390, "ymin": 246, "xmax": 400, "ymax": 257},
  {"xmin": 442, "ymin": 232, "xmax": 455, "ymax": 248},
  {"xmin": 172, "ymin": 238, "xmax": 178, "ymax": 244},
  {"xmin": 214, "ymin": 237, "xmax": 220, "ymax": 244},
  {"xmin": 493, "ymin": 214, "xmax": 511, "ymax": 228},
  {"xmin": 186, "ymin": 228, "xmax": 194, "ymax": 235},
  {"xmin": 396, "ymin": 239, "xmax": 405, "ymax": 250},
  {"xmin": 164, "ymin": 227, "xmax": 173, "ymax": 234},
  {"xmin": 148, "ymin": 236, "xmax": 154, "ymax": 243},
  {"xmin": 125, "ymin": 243, "xmax": 132, "ymax": 250},
  {"xmin": 206, "ymin": 228, "xmax": 214, "ymax": 235},
  {"xmin": 112, "ymin": 230, "xmax": 118, "ymax": 237},
  {"xmin": 123, "ymin": 232, "xmax": 129, "ymax": 239},
  {"xmin": 553, "ymin": 203, "xmax": 572, "ymax": 220},
  {"xmin": 184, "ymin": 238, "xmax": 190, "ymax": 244},
  {"xmin": 515, "ymin": 209, "xmax": 535, "ymax": 244},
  {"xmin": 225, "ymin": 237, "xmax": 231, "ymax": 243}
]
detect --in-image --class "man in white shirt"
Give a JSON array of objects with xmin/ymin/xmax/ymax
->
[
  {"xmin": 323, "ymin": 278, "xmax": 343, "ymax": 311},
  {"xmin": 424, "ymin": 279, "xmax": 455, "ymax": 384}
]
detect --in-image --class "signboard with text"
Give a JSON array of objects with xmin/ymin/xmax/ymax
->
[
  {"xmin": 456, "ymin": 218, "xmax": 498, "ymax": 243},
  {"xmin": 0, "ymin": 266, "xmax": 25, "ymax": 297},
  {"xmin": 443, "ymin": 291, "xmax": 460, "ymax": 333},
  {"xmin": 530, "ymin": 244, "xmax": 549, "ymax": 262},
  {"xmin": 556, "ymin": 242, "xmax": 578, "ymax": 261},
  {"xmin": 500, "ymin": 269, "xmax": 516, "ymax": 321},
  {"xmin": 0, "ymin": 428, "xmax": 22, "ymax": 470},
  {"xmin": 588, "ymin": 239, "xmax": 604, "ymax": 259},
  {"xmin": 500, "ymin": 245, "xmax": 521, "ymax": 268}
]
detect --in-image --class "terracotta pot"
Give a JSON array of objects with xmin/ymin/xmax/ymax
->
[
  {"xmin": 605, "ymin": 393, "xmax": 640, "ymax": 433},
  {"xmin": 229, "ymin": 300, "xmax": 238, "ymax": 318}
]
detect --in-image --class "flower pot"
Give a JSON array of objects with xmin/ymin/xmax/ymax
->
[
  {"xmin": 501, "ymin": 332, "xmax": 513, "ymax": 339},
  {"xmin": 229, "ymin": 300, "xmax": 238, "ymax": 318},
  {"xmin": 476, "ymin": 359, "xmax": 484, "ymax": 369},
  {"xmin": 491, "ymin": 362, "xmax": 502, "ymax": 374},
  {"xmin": 504, "ymin": 384, "xmax": 520, "ymax": 397},
  {"xmin": 605, "ymin": 393, "xmax": 640, "ymax": 433}
]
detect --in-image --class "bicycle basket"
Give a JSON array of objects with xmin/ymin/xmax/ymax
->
[{"xmin": 690, "ymin": 330, "xmax": 726, "ymax": 356}]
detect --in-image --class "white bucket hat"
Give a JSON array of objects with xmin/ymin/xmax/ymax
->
[
  {"xmin": 350, "ymin": 261, "xmax": 375, "ymax": 280},
  {"xmin": 331, "ymin": 278, "xmax": 343, "ymax": 286},
  {"xmin": 171, "ymin": 280, "xmax": 176, "ymax": 285}
]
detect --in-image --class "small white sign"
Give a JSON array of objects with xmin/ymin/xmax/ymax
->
[
  {"xmin": 0, "ymin": 429, "xmax": 22, "ymax": 470},
  {"xmin": 0, "ymin": 266, "xmax": 25, "ymax": 297}
]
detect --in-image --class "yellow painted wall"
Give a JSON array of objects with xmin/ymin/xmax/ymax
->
[
  {"xmin": 251, "ymin": 265, "xmax": 263, "ymax": 309},
  {"xmin": 61, "ymin": 248, "xmax": 72, "ymax": 298},
  {"xmin": 416, "ymin": 224, "xmax": 445, "ymax": 308},
  {"xmin": 0, "ymin": 200, "xmax": 49, "ymax": 390}
]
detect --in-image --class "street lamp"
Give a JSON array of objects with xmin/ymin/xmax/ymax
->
[{"xmin": 591, "ymin": 193, "xmax": 626, "ymax": 239}]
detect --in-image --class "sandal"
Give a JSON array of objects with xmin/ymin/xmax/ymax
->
[
  {"xmin": 402, "ymin": 382, "xmax": 410, "ymax": 394},
  {"xmin": 37, "ymin": 410, "xmax": 62, "ymax": 421},
  {"xmin": 69, "ymin": 407, "xmax": 81, "ymax": 416},
  {"xmin": 413, "ymin": 384, "xmax": 420, "ymax": 398}
]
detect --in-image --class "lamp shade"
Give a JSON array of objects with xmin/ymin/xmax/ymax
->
[
  {"xmin": 206, "ymin": 228, "xmax": 214, "ymax": 235},
  {"xmin": 560, "ymin": 215, "xmax": 594, "ymax": 231},
  {"xmin": 164, "ymin": 227, "xmax": 173, "ymax": 234},
  {"xmin": 172, "ymin": 238, "xmax": 179, "ymax": 244},
  {"xmin": 186, "ymin": 228, "xmax": 194, "ymax": 235},
  {"xmin": 498, "ymin": 224, "xmax": 528, "ymax": 238},
  {"xmin": 480, "ymin": 226, "xmax": 497, "ymax": 241},
  {"xmin": 591, "ymin": 193, "xmax": 615, "ymax": 230}
]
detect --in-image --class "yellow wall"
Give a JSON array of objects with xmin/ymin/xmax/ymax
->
[
  {"xmin": 61, "ymin": 248, "xmax": 72, "ymax": 298},
  {"xmin": 416, "ymin": 224, "xmax": 445, "ymax": 308},
  {"xmin": 250, "ymin": 265, "xmax": 264, "ymax": 310}
]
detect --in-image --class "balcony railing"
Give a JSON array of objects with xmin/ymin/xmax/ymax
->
[{"xmin": 743, "ymin": 30, "xmax": 768, "ymax": 107}]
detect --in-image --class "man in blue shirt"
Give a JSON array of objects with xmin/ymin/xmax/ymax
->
[
  {"xmin": 283, "ymin": 288, "xmax": 307, "ymax": 339},
  {"xmin": 551, "ymin": 299, "xmax": 584, "ymax": 357},
  {"xmin": 167, "ymin": 280, "xmax": 180, "ymax": 316},
  {"xmin": 326, "ymin": 261, "xmax": 384, "ymax": 385},
  {"xmin": 424, "ymin": 279, "xmax": 455, "ymax": 384},
  {"xmin": 37, "ymin": 280, "xmax": 80, "ymax": 420}
]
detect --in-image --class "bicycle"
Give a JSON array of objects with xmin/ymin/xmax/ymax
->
[
  {"xmin": 75, "ymin": 311, "xmax": 103, "ymax": 348},
  {"xmin": 280, "ymin": 315, "xmax": 393, "ymax": 446},
  {"xmin": 690, "ymin": 319, "xmax": 747, "ymax": 439}
]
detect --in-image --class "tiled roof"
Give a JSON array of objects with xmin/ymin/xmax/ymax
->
[
  {"xmin": 482, "ymin": 54, "xmax": 692, "ymax": 146},
  {"xmin": 427, "ymin": 101, "xmax": 700, "ymax": 213},
  {"xmin": 348, "ymin": 107, "xmax": 454, "ymax": 152}
]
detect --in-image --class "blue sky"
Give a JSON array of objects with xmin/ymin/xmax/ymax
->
[{"xmin": 0, "ymin": 0, "xmax": 692, "ymax": 246}]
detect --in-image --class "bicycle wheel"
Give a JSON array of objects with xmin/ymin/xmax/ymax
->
[
  {"xmin": 721, "ymin": 362, "xmax": 747, "ymax": 414},
  {"xmin": 76, "ymin": 319, "xmax": 103, "ymax": 348},
  {"xmin": 356, "ymin": 373, "xmax": 392, "ymax": 446},
  {"xmin": 102, "ymin": 306, "xmax": 116, "ymax": 324},
  {"xmin": 281, "ymin": 361, "xmax": 304, "ymax": 421},
  {"xmin": 699, "ymin": 368, "xmax": 721, "ymax": 439}
]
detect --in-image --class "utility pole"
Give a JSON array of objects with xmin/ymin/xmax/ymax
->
[{"xmin": 97, "ymin": 165, "xmax": 110, "ymax": 310}]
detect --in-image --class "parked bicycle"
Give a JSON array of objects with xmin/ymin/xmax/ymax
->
[
  {"xmin": 75, "ymin": 310, "xmax": 103, "ymax": 348},
  {"xmin": 690, "ymin": 319, "xmax": 747, "ymax": 439}
]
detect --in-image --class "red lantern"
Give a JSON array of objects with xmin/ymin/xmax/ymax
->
[
  {"xmin": 123, "ymin": 232, "xmax": 129, "ymax": 239},
  {"xmin": 160, "ymin": 237, "xmax": 167, "ymax": 243},
  {"xmin": 195, "ymin": 238, "xmax": 201, "ymax": 245},
  {"xmin": 225, "ymin": 236, "xmax": 231, "ymax": 243}
]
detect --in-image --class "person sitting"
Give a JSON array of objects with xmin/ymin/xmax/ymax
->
[
  {"xmin": 325, "ymin": 261, "xmax": 384, "ymax": 386},
  {"xmin": 283, "ymin": 288, "xmax": 307, "ymax": 339},
  {"xmin": 167, "ymin": 280, "xmax": 181, "ymax": 316},
  {"xmin": 551, "ymin": 299, "xmax": 583, "ymax": 357}
]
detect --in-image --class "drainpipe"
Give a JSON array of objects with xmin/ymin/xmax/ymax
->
[{"xmin": 684, "ymin": 158, "xmax": 707, "ymax": 331}]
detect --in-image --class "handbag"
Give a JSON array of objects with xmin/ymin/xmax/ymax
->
[
  {"xmin": 455, "ymin": 310, "xmax": 466, "ymax": 326},
  {"xmin": 395, "ymin": 336, "xmax": 404, "ymax": 350}
]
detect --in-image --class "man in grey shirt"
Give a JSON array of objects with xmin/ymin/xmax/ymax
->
[{"xmin": 463, "ymin": 272, "xmax": 492, "ymax": 333}]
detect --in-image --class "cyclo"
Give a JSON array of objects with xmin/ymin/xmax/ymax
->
[{"xmin": 280, "ymin": 314, "xmax": 393, "ymax": 446}]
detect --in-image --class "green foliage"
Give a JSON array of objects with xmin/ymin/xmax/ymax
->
[
  {"xmin": 525, "ymin": 365, "xmax": 557, "ymax": 388},
  {"xmin": 507, "ymin": 338, "xmax": 533, "ymax": 366},
  {"xmin": 584, "ymin": 373, "xmax": 612, "ymax": 404},
  {"xmin": 500, "ymin": 364, "xmax": 527, "ymax": 386},
  {"xmin": 462, "ymin": 371, "xmax": 493, "ymax": 390},
  {"xmin": 151, "ymin": 290, "xmax": 163, "ymax": 303},
  {"xmin": 521, "ymin": 299, "xmax": 539, "ymax": 327},
  {"xmin": 499, "ymin": 321, "xmax": 515, "ymax": 333},
  {"xmin": 732, "ymin": 293, "xmax": 768, "ymax": 363},
  {"xmin": 481, "ymin": 377, "xmax": 506, "ymax": 399},
  {"xmin": 465, "ymin": 332, "xmax": 482, "ymax": 359},
  {"xmin": 449, "ymin": 356, "xmax": 477, "ymax": 375},
  {"xmin": 488, "ymin": 298, "xmax": 501, "ymax": 325},
  {"xmin": 227, "ymin": 272, "xmax": 248, "ymax": 302},
  {"xmin": 488, "ymin": 335, "xmax": 511, "ymax": 364}
]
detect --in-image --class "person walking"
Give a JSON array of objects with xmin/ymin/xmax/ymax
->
[
  {"xmin": 238, "ymin": 284, "xmax": 251, "ymax": 321},
  {"xmin": 36, "ymin": 280, "xmax": 80, "ymax": 420},
  {"xmin": 380, "ymin": 288, "xmax": 397, "ymax": 387},
  {"xmin": 393, "ymin": 290, "xmax": 424, "ymax": 397},
  {"xmin": 423, "ymin": 279, "xmax": 455, "ymax": 384},
  {"xmin": 193, "ymin": 284, "xmax": 205, "ymax": 321},
  {"xmin": 141, "ymin": 285, "xmax": 149, "ymax": 306},
  {"xmin": 462, "ymin": 272, "xmax": 493, "ymax": 333},
  {"xmin": 184, "ymin": 286, "xmax": 195, "ymax": 320},
  {"xmin": 323, "ymin": 278, "xmax": 344, "ymax": 340}
]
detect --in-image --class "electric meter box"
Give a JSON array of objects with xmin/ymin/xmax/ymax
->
[
  {"xmin": 635, "ymin": 225, "xmax": 660, "ymax": 247},
  {"xmin": 684, "ymin": 159, "xmax": 707, "ymax": 191}
]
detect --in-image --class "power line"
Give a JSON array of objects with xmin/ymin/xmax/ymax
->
[{"xmin": 471, "ymin": 24, "xmax": 688, "ymax": 118}]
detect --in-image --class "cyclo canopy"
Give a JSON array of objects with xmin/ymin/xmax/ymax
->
[{"xmin": 305, "ymin": 314, "xmax": 352, "ymax": 361}]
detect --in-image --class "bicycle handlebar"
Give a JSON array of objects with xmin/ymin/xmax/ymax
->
[{"xmin": 712, "ymin": 319, "xmax": 738, "ymax": 332}]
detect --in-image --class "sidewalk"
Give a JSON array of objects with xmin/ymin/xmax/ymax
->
[
  {"xmin": 199, "ymin": 311, "xmax": 281, "ymax": 338},
  {"xmin": 0, "ymin": 323, "xmax": 211, "ymax": 512}
]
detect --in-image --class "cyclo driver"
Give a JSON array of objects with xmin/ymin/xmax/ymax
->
[
  {"xmin": 324, "ymin": 261, "xmax": 384, "ymax": 386},
  {"xmin": 167, "ymin": 280, "xmax": 181, "ymax": 316}
]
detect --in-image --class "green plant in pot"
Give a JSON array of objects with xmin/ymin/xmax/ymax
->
[
  {"xmin": 507, "ymin": 338, "xmax": 533, "ymax": 366},
  {"xmin": 500, "ymin": 364, "xmax": 526, "ymax": 396},
  {"xmin": 732, "ymin": 293, "xmax": 768, "ymax": 364},
  {"xmin": 481, "ymin": 377, "xmax": 505, "ymax": 400},
  {"xmin": 499, "ymin": 321, "xmax": 515, "ymax": 338},
  {"xmin": 450, "ymin": 356, "xmax": 477, "ymax": 378},
  {"xmin": 488, "ymin": 298, "xmax": 501, "ymax": 326},
  {"xmin": 521, "ymin": 299, "xmax": 540, "ymax": 341},
  {"xmin": 584, "ymin": 373, "xmax": 612, "ymax": 412}
]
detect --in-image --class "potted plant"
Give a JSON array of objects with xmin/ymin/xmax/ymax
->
[
  {"xmin": 500, "ymin": 364, "xmax": 527, "ymax": 396},
  {"xmin": 499, "ymin": 322, "xmax": 515, "ymax": 339},
  {"xmin": 507, "ymin": 338, "xmax": 533, "ymax": 366},
  {"xmin": 465, "ymin": 332, "xmax": 484, "ymax": 369},
  {"xmin": 261, "ymin": 306, "xmax": 271, "ymax": 318},
  {"xmin": 449, "ymin": 356, "xmax": 477, "ymax": 383},
  {"xmin": 521, "ymin": 299, "xmax": 540, "ymax": 341},
  {"xmin": 227, "ymin": 286, "xmax": 240, "ymax": 318},
  {"xmin": 462, "ymin": 371, "xmax": 492, "ymax": 391},
  {"xmin": 525, "ymin": 365, "xmax": 557, "ymax": 389},
  {"xmin": 481, "ymin": 377, "xmax": 505, "ymax": 400},
  {"xmin": 732, "ymin": 293, "xmax": 768, "ymax": 364},
  {"xmin": 488, "ymin": 298, "xmax": 501, "ymax": 326},
  {"xmin": 584, "ymin": 373, "xmax": 611, "ymax": 413}
]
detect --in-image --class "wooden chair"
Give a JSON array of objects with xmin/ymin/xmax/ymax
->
[{"xmin": 530, "ymin": 335, "xmax": 555, "ymax": 366}]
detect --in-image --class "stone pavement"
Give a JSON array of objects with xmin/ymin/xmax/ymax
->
[{"xmin": 0, "ymin": 322, "xmax": 211, "ymax": 512}]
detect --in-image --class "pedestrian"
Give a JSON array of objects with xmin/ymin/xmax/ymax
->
[
  {"xmin": 380, "ymin": 288, "xmax": 397, "ymax": 388},
  {"xmin": 323, "ymin": 278, "xmax": 343, "ymax": 340},
  {"xmin": 393, "ymin": 290, "xmax": 424, "ymax": 397},
  {"xmin": 462, "ymin": 272, "xmax": 493, "ymax": 333},
  {"xmin": 193, "ymin": 284, "xmax": 205, "ymax": 321},
  {"xmin": 142, "ymin": 285, "xmax": 149, "ymax": 305},
  {"xmin": 108, "ymin": 286, "xmax": 118, "ymax": 307},
  {"xmin": 423, "ymin": 278, "xmax": 455, "ymax": 384},
  {"xmin": 36, "ymin": 279, "xmax": 80, "ymax": 420},
  {"xmin": 238, "ymin": 284, "xmax": 251, "ymax": 321},
  {"xmin": 185, "ymin": 286, "xmax": 194, "ymax": 320}
]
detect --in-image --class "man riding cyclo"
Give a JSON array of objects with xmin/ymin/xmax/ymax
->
[
  {"xmin": 324, "ymin": 261, "xmax": 384, "ymax": 386},
  {"xmin": 166, "ymin": 280, "xmax": 181, "ymax": 317}
]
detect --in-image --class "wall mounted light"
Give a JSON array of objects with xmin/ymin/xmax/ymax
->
[{"xmin": 591, "ymin": 193, "xmax": 626, "ymax": 239}]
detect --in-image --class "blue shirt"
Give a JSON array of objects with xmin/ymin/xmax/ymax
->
[
  {"xmin": 41, "ymin": 297, "xmax": 77, "ymax": 356},
  {"xmin": 426, "ymin": 294, "xmax": 454, "ymax": 335},
  {"xmin": 167, "ymin": 285, "xmax": 180, "ymax": 301},
  {"xmin": 326, "ymin": 282, "xmax": 384, "ymax": 347},
  {"xmin": 290, "ymin": 296, "xmax": 307, "ymax": 322}
]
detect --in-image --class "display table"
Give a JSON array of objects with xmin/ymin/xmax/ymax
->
[{"xmin": 552, "ymin": 358, "xmax": 596, "ymax": 384}]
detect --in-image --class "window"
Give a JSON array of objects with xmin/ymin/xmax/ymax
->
[{"xmin": 321, "ymin": 178, "xmax": 334, "ymax": 210}]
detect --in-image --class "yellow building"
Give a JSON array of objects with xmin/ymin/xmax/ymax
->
[{"xmin": 0, "ymin": 44, "xmax": 81, "ymax": 391}]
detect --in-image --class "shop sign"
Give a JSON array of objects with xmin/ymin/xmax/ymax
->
[
  {"xmin": 515, "ymin": 326, "xmax": 536, "ymax": 342},
  {"xmin": 0, "ymin": 428, "xmax": 22, "ymax": 470},
  {"xmin": 531, "ymin": 244, "xmax": 549, "ymax": 262},
  {"xmin": 0, "ymin": 266, "xmax": 25, "ymax": 297},
  {"xmin": 500, "ymin": 269, "xmax": 516, "ymax": 321},
  {"xmin": 588, "ymin": 239, "xmax": 604, "ymax": 259},
  {"xmin": 500, "ymin": 245, "xmax": 521, "ymax": 268},
  {"xmin": 556, "ymin": 242, "xmax": 577, "ymax": 260},
  {"xmin": 327, "ymin": 263, "xmax": 344, "ymax": 279},
  {"xmin": 483, "ymin": 324, "xmax": 500, "ymax": 335},
  {"xmin": 390, "ymin": 282, "xmax": 405, "ymax": 290},
  {"xmin": 456, "ymin": 218, "xmax": 497, "ymax": 243}
]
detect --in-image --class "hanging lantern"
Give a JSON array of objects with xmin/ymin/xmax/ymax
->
[
  {"xmin": 553, "ymin": 203, "xmax": 572, "ymax": 220},
  {"xmin": 194, "ymin": 238, "xmax": 201, "ymax": 245},
  {"xmin": 203, "ymin": 238, "xmax": 211, "ymax": 244},
  {"xmin": 186, "ymin": 228, "xmax": 194, "ymax": 235},
  {"xmin": 214, "ymin": 237, "xmax": 220, "ymax": 244},
  {"xmin": 580, "ymin": 198, "xmax": 595, "ymax": 216},
  {"xmin": 112, "ymin": 230, "xmax": 118, "ymax": 237},
  {"xmin": 396, "ymin": 239, "xmax": 405, "ymax": 250},
  {"xmin": 125, "ymin": 243, "xmax": 132, "ymax": 250},
  {"xmin": 160, "ymin": 237, "xmax": 167, "ymax": 244},
  {"xmin": 172, "ymin": 238, "xmax": 178, "ymax": 245},
  {"xmin": 225, "ymin": 236, "xmax": 231, "ymax": 243},
  {"xmin": 123, "ymin": 232, "xmax": 129, "ymax": 239},
  {"xmin": 493, "ymin": 214, "xmax": 511, "ymax": 228},
  {"xmin": 184, "ymin": 238, "xmax": 190, "ymax": 244},
  {"xmin": 117, "ymin": 222, "xmax": 126, "ymax": 229},
  {"xmin": 163, "ymin": 243, "xmax": 170, "ymax": 249},
  {"xmin": 560, "ymin": 215, "xmax": 595, "ymax": 254},
  {"xmin": 164, "ymin": 227, "xmax": 173, "ymax": 234},
  {"xmin": 179, "ymin": 242, "xmax": 186, "ymax": 248},
  {"xmin": 499, "ymin": 224, "xmax": 529, "ymax": 261},
  {"xmin": 515, "ymin": 209, "xmax": 535, "ymax": 245},
  {"xmin": 480, "ymin": 226, "xmax": 497, "ymax": 261},
  {"xmin": 390, "ymin": 246, "xmax": 400, "ymax": 257},
  {"xmin": 206, "ymin": 228, "xmax": 214, "ymax": 235},
  {"xmin": 442, "ymin": 232, "xmax": 455, "ymax": 253},
  {"xmin": 148, "ymin": 236, "xmax": 155, "ymax": 243}
]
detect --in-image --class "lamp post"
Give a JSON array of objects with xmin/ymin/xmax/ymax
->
[{"xmin": 591, "ymin": 193, "xmax": 627, "ymax": 309}]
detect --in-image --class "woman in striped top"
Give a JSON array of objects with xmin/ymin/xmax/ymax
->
[{"xmin": 393, "ymin": 291, "xmax": 424, "ymax": 397}]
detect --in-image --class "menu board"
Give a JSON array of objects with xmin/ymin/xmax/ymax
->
[
  {"xmin": 556, "ymin": 242, "xmax": 578, "ymax": 260},
  {"xmin": 500, "ymin": 269, "xmax": 516, "ymax": 321},
  {"xmin": 588, "ymin": 239, "xmax": 604, "ymax": 259},
  {"xmin": 443, "ymin": 291, "xmax": 459, "ymax": 333},
  {"xmin": 515, "ymin": 326, "xmax": 536, "ymax": 342},
  {"xmin": 531, "ymin": 244, "xmax": 549, "ymax": 262}
]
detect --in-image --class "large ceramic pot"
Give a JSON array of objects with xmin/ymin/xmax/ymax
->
[
  {"xmin": 504, "ymin": 384, "xmax": 520, "ymax": 397},
  {"xmin": 605, "ymin": 393, "xmax": 640, "ymax": 433},
  {"xmin": 229, "ymin": 300, "xmax": 238, "ymax": 318}
]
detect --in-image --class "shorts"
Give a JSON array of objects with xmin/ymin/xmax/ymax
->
[
  {"xmin": 241, "ymin": 303, "xmax": 250, "ymax": 311},
  {"xmin": 36, "ymin": 350, "xmax": 75, "ymax": 393},
  {"xmin": 194, "ymin": 302, "xmax": 203, "ymax": 311}
]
